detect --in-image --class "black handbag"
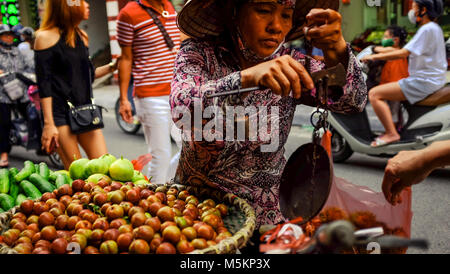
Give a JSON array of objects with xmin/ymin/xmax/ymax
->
[{"xmin": 67, "ymin": 38, "xmax": 106, "ymax": 134}]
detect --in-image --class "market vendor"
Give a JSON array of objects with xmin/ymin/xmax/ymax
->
[{"xmin": 170, "ymin": 0, "xmax": 367, "ymax": 229}]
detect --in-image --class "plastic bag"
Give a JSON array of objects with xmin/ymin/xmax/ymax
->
[
  {"xmin": 324, "ymin": 177, "xmax": 413, "ymax": 238},
  {"xmin": 321, "ymin": 129, "xmax": 413, "ymax": 238}
]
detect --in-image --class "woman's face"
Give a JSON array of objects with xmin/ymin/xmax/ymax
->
[
  {"xmin": 237, "ymin": 2, "xmax": 293, "ymax": 58},
  {"xmin": 83, "ymin": 1, "xmax": 90, "ymax": 20},
  {"xmin": 383, "ymin": 30, "xmax": 399, "ymax": 47},
  {"xmin": 0, "ymin": 33, "xmax": 14, "ymax": 45},
  {"xmin": 412, "ymin": 1, "xmax": 425, "ymax": 18}
]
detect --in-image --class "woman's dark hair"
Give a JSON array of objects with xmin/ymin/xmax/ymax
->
[
  {"xmin": 415, "ymin": 0, "xmax": 444, "ymax": 21},
  {"xmin": 386, "ymin": 25, "xmax": 408, "ymax": 47}
]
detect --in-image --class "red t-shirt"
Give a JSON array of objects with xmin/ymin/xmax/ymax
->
[
  {"xmin": 380, "ymin": 58, "xmax": 409, "ymax": 85},
  {"xmin": 117, "ymin": 0, "xmax": 181, "ymax": 98}
]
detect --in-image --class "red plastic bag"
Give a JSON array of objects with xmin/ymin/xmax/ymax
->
[
  {"xmin": 131, "ymin": 153, "xmax": 152, "ymax": 181},
  {"xmin": 324, "ymin": 177, "xmax": 413, "ymax": 237},
  {"xmin": 322, "ymin": 130, "xmax": 413, "ymax": 238}
]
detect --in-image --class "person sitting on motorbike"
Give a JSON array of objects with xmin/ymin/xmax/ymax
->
[
  {"xmin": 361, "ymin": 0, "xmax": 447, "ymax": 147},
  {"xmin": 0, "ymin": 24, "xmax": 35, "ymax": 167},
  {"xmin": 372, "ymin": 25, "xmax": 410, "ymax": 128},
  {"xmin": 18, "ymin": 27, "xmax": 36, "ymax": 65},
  {"xmin": 373, "ymin": 25, "xmax": 409, "ymax": 86}
]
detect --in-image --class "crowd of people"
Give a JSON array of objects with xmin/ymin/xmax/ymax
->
[{"xmin": 0, "ymin": 0, "xmax": 448, "ymax": 233}]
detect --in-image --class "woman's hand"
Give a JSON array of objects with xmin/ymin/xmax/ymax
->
[
  {"xmin": 382, "ymin": 150, "xmax": 433, "ymax": 205},
  {"xmin": 41, "ymin": 124, "xmax": 60, "ymax": 154},
  {"xmin": 304, "ymin": 9, "xmax": 347, "ymax": 54},
  {"xmin": 240, "ymin": 55, "xmax": 314, "ymax": 99},
  {"xmin": 360, "ymin": 55, "xmax": 375, "ymax": 63}
]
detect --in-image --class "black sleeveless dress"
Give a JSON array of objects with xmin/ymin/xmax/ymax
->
[{"xmin": 35, "ymin": 32, "xmax": 95, "ymax": 127}]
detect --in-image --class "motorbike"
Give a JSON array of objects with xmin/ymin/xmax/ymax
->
[
  {"xmin": 324, "ymin": 46, "xmax": 450, "ymax": 162},
  {"xmin": 0, "ymin": 71, "xmax": 64, "ymax": 169}
]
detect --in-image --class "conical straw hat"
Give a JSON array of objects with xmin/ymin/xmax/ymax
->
[{"xmin": 177, "ymin": 0, "xmax": 339, "ymax": 41}]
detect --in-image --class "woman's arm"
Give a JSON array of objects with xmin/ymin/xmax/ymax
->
[
  {"xmin": 293, "ymin": 45, "xmax": 368, "ymax": 114},
  {"xmin": 40, "ymin": 97, "xmax": 60, "ymax": 154},
  {"xmin": 382, "ymin": 140, "xmax": 450, "ymax": 204},
  {"xmin": 35, "ymin": 29, "xmax": 61, "ymax": 154},
  {"xmin": 373, "ymin": 46, "xmax": 398, "ymax": 54},
  {"xmin": 362, "ymin": 48, "xmax": 410, "ymax": 62},
  {"xmin": 170, "ymin": 40, "xmax": 242, "ymax": 123},
  {"xmin": 94, "ymin": 60, "xmax": 118, "ymax": 79}
]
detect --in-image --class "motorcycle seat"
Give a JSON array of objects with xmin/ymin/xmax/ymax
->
[{"xmin": 416, "ymin": 84, "xmax": 450, "ymax": 106}]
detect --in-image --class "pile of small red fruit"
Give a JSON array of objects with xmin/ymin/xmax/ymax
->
[{"xmin": 0, "ymin": 180, "xmax": 232, "ymax": 254}]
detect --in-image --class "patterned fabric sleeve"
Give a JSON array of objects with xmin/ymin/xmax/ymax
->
[
  {"xmin": 170, "ymin": 39, "xmax": 241, "ymax": 123},
  {"xmin": 293, "ymin": 44, "xmax": 368, "ymax": 114}
]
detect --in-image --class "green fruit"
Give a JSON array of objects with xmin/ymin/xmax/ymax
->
[
  {"xmin": 108, "ymin": 157, "xmax": 134, "ymax": 182},
  {"xmin": 133, "ymin": 180, "xmax": 149, "ymax": 187},
  {"xmin": 55, "ymin": 170, "xmax": 71, "ymax": 177},
  {"xmin": 87, "ymin": 174, "xmax": 112, "ymax": 184},
  {"xmin": 100, "ymin": 154, "xmax": 117, "ymax": 169},
  {"xmin": 131, "ymin": 170, "xmax": 146, "ymax": 182},
  {"xmin": 69, "ymin": 158, "xmax": 89, "ymax": 180},
  {"xmin": 84, "ymin": 159, "xmax": 109, "ymax": 177}
]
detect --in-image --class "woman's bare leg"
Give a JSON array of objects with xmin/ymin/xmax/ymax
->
[
  {"xmin": 369, "ymin": 82, "xmax": 406, "ymax": 145},
  {"xmin": 77, "ymin": 129, "xmax": 108, "ymax": 159},
  {"xmin": 56, "ymin": 125, "xmax": 82, "ymax": 170}
]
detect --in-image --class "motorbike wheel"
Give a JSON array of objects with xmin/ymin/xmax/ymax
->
[
  {"xmin": 330, "ymin": 127, "xmax": 353, "ymax": 163},
  {"xmin": 48, "ymin": 152, "xmax": 64, "ymax": 170},
  {"xmin": 115, "ymin": 99, "xmax": 141, "ymax": 134}
]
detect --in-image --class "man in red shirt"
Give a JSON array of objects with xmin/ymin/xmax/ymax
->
[{"xmin": 117, "ymin": 0, "xmax": 182, "ymax": 184}]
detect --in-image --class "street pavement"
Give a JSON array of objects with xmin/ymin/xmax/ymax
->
[{"xmin": 7, "ymin": 84, "xmax": 449, "ymax": 254}]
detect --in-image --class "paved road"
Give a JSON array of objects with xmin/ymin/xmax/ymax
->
[{"xmin": 7, "ymin": 85, "xmax": 449, "ymax": 254}]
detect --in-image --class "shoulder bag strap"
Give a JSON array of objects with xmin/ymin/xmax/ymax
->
[{"xmin": 137, "ymin": 0, "xmax": 175, "ymax": 51}]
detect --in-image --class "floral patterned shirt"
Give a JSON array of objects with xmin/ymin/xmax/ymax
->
[{"xmin": 170, "ymin": 39, "xmax": 367, "ymax": 228}]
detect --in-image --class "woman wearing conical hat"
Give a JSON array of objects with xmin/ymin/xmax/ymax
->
[{"xmin": 170, "ymin": 0, "xmax": 367, "ymax": 229}]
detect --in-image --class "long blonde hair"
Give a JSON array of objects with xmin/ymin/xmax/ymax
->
[{"xmin": 39, "ymin": 0, "xmax": 88, "ymax": 47}]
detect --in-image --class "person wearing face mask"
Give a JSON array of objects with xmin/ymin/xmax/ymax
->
[
  {"xmin": 372, "ymin": 25, "xmax": 409, "ymax": 87},
  {"xmin": 0, "ymin": 24, "xmax": 35, "ymax": 168},
  {"xmin": 371, "ymin": 25, "xmax": 410, "ymax": 127},
  {"xmin": 361, "ymin": 0, "xmax": 447, "ymax": 147},
  {"xmin": 171, "ymin": 0, "xmax": 367, "ymax": 236}
]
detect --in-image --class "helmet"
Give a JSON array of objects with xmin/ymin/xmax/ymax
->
[
  {"xmin": 11, "ymin": 23, "xmax": 24, "ymax": 37},
  {"xmin": 415, "ymin": 0, "xmax": 444, "ymax": 20},
  {"xmin": 20, "ymin": 27, "xmax": 35, "ymax": 40},
  {"xmin": 0, "ymin": 24, "xmax": 12, "ymax": 36}
]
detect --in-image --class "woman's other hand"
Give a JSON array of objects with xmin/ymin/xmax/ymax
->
[
  {"xmin": 382, "ymin": 150, "xmax": 433, "ymax": 205},
  {"xmin": 241, "ymin": 55, "xmax": 314, "ymax": 99},
  {"xmin": 41, "ymin": 124, "xmax": 60, "ymax": 154},
  {"xmin": 304, "ymin": 9, "xmax": 347, "ymax": 54}
]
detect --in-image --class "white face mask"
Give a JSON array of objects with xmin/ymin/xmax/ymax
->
[{"xmin": 408, "ymin": 9, "xmax": 417, "ymax": 25}]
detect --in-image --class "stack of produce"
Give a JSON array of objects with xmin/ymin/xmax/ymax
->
[
  {"xmin": 0, "ymin": 180, "xmax": 233, "ymax": 254},
  {"xmin": 0, "ymin": 154, "xmax": 150, "ymax": 214},
  {"xmin": 0, "ymin": 161, "xmax": 71, "ymax": 213}
]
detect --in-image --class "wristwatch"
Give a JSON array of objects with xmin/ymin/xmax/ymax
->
[{"xmin": 109, "ymin": 61, "xmax": 115, "ymax": 72}]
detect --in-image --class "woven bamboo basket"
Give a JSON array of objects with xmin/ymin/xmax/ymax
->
[{"xmin": 0, "ymin": 183, "xmax": 256, "ymax": 254}]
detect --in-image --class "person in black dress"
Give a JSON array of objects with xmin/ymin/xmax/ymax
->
[{"xmin": 35, "ymin": 0, "xmax": 119, "ymax": 169}]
